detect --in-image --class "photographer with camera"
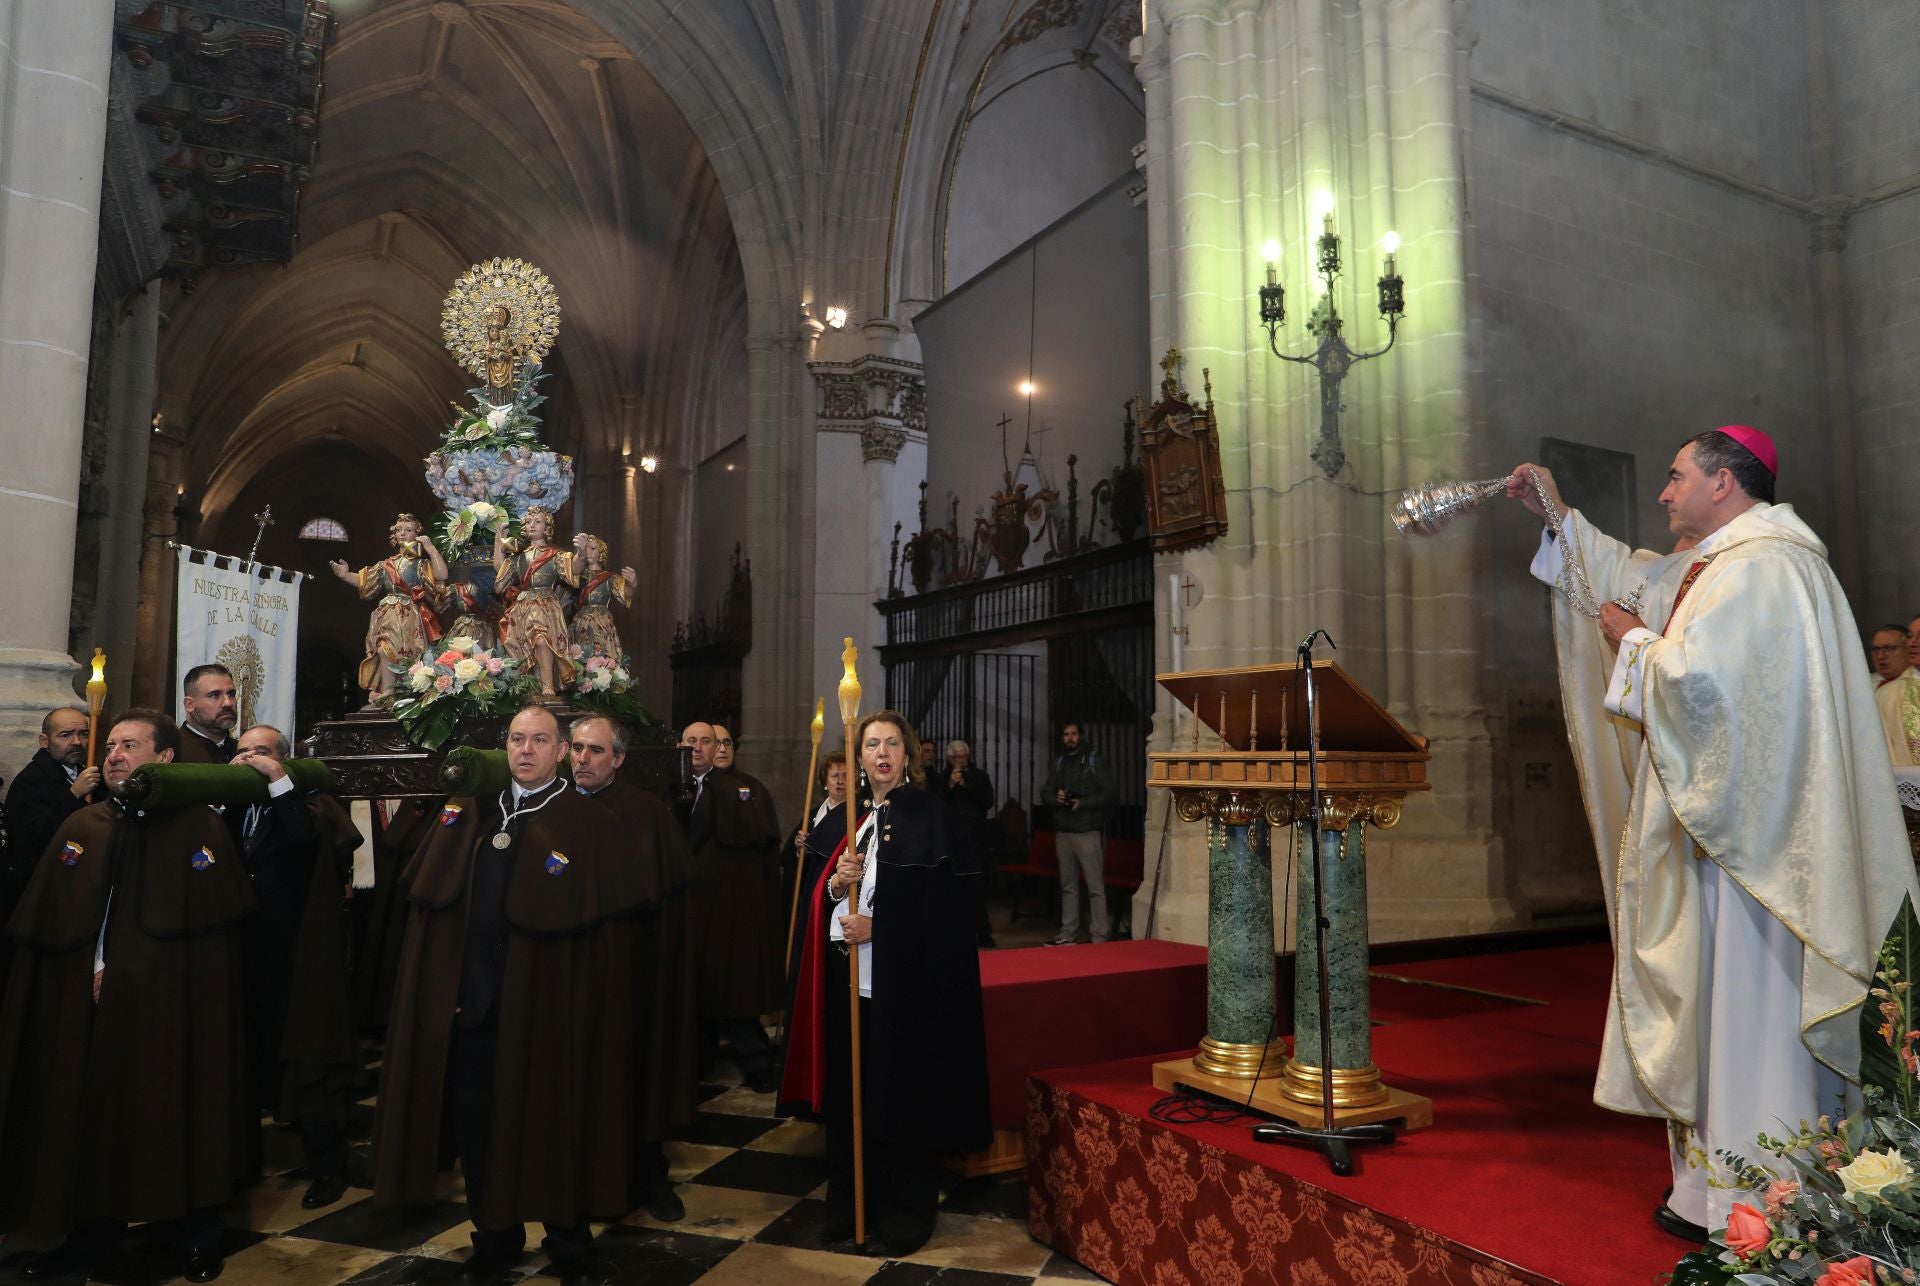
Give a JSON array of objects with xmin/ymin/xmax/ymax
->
[{"xmin": 1039, "ymin": 721, "xmax": 1114, "ymax": 945}]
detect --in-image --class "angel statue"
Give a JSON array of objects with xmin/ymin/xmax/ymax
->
[
  {"xmin": 493, "ymin": 505, "xmax": 577, "ymax": 696},
  {"xmin": 330, "ymin": 513, "xmax": 448, "ymax": 700},
  {"xmin": 570, "ymin": 534, "xmax": 637, "ymax": 662}
]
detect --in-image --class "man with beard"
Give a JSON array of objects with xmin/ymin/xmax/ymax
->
[
  {"xmin": 175, "ymin": 665, "xmax": 239, "ymax": 765},
  {"xmin": 3, "ymin": 708, "xmax": 104, "ymax": 924},
  {"xmin": 567, "ymin": 715, "xmax": 697, "ymax": 1222},
  {"xmin": 0, "ymin": 710, "xmax": 253, "ymax": 1282},
  {"xmin": 230, "ymin": 725, "xmax": 363, "ymax": 1211},
  {"xmin": 676, "ymin": 721, "xmax": 782, "ymax": 1092},
  {"xmin": 373, "ymin": 706, "xmax": 639, "ymax": 1285}
]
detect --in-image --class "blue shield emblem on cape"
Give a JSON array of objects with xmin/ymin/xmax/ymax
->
[
  {"xmin": 58, "ymin": 840, "xmax": 83, "ymax": 867},
  {"xmin": 190, "ymin": 846, "xmax": 216, "ymax": 871},
  {"xmin": 544, "ymin": 850, "xmax": 570, "ymax": 876},
  {"xmin": 439, "ymin": 803, "xmax": 463, "ymax": 827}
]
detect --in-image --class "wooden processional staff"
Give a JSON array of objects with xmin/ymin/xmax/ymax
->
[
  {"xmin": 837, "ymin": 637, "xmax": 868, "ymax": 1248},
  {"xmin": 786, "ymin": 698, "xmax": 826, "ymax": 978}
]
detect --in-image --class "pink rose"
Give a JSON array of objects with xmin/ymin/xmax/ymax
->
[
  {"xmin": 1725, "ymin": 1202, "xmax": 1770, "ymax": 1257},
  {"xmin": 486, "ymin": 657, "xmax": 504, "ymax": 675},
  {"xmin": 433, "ymin": 674, "xmax": 453, "ymax": 693},
  {"xmin": 1815, "ymin": 1258, "xmax": 1877, "ymax": 1286}
]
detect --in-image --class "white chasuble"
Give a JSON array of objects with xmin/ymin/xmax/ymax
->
[{"xmin": 1535, "ymin": 503, "xmax": 1918, "ymax": 1228}]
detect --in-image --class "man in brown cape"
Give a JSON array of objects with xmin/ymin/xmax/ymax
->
[
  {"xmin": 675, "ymin": 721, "xmax": 783, "ymax": 1092},
  {"xmin": 568, "ymin": 715, "xmax": 697, "ymax": 1223},
  {"xmin": 231, "ymin": 725, "xmax": 363, "ymax": 1211},
  {"xmin": 373, "ymin": 706, "xmax": 640, "ymax": 1286},
  {"xmin": 0, "ymin": 709, "xmax": 253, "ymax": 1283},
  {"xmin": 175, "ymin": 665, "xmax": 239, "ymax": 764}
]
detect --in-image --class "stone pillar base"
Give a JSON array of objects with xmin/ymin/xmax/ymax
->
[{"xmin": 0, "ymin": 647, "xmax": 82, "ymax": 771}]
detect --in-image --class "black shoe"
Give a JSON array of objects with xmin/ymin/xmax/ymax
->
[
  {"xmin": 21, "ymin": 1243, "xmax": 91, "ymax": 1281},
  {"xmin": 1653, "ymin": 1191, "xmax": 1709, "ymax": 1243},
  {"xmin": 746, "ymin": 1068, "xmax": 778, "ymax": 1094},
  {"xmin": 643, "ymin": 1181, "xmax": 685, "ymax": 1223},
  {"xmin": 301, "ymin": 1171, "xmax": 349, "ymax": 1209},
  {"xmin": 550, "ymin": 1259, "xmax": 597, "ymax": 1286},
  {"xmin": 454, "ymin": 1251, "xmax": 522, "ymax": 1284},
  {"xmin": 182, "ymin": 1249, "xmax": 224, "ymax": 1283}
]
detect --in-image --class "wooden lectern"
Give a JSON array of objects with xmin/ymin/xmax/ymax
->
[{"xmin": 1148, "ymin": 660, "xmax": 1434, "ymax": 1131}]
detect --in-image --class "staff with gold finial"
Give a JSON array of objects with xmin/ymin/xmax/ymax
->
[
  {"xmin": 787, "ymin": 697, "xmax": 826, "ymax": 978},
  {"xmin": 84, "ymin": 648, "xmax": 107, "ymax": 765},
  {"xmin": 836, "ymin": 637, "xmax": 868, "ymax": 1248}
]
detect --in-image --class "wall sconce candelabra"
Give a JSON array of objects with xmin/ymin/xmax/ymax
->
[{"xmin": 1256, "ymin": 215, "xmax": 1406, "ymax": 478}]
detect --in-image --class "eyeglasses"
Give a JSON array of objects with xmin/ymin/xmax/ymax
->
[
  {"xmin": 1872, "ymin": 644, "xmax": 1906, "ymax": 653},
  {"xmin": 718, "ymin": 738, "xmax": 735, "ymax": 747}
]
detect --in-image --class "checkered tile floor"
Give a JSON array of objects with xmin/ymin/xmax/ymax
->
[{"xmin": 0, "ymin": 1055, "xmax": 1099, "ymax": 1286}]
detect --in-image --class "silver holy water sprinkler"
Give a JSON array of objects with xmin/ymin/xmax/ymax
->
[{"xmin": 1389, "ymin": 477, "xmax": 1511, "ymax": 536}]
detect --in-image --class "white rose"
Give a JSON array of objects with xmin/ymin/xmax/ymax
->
[
  {"xmin": 452, "ymin": 658, "xmax": 484, "ymax": 683},
  {"xmin": 470, "ymin": 501, "xmax": 497, "ymax": 522},
  {"xmin": 444, "ymin": 635, "xmax": 476, "ymax": 654},
  {"xmin": 1837, "ymin": 1147, "xmax": 1914, "ymax": 1200},
  {"xmin": 408, "ymin": 667, "xmax": 435, "ymax": 692},
  {"xmin": 486, "ymin": 406, "xmax": 510, "ymax": 430}
]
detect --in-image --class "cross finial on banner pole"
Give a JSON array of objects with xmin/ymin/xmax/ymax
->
[{"xmin": 247, "ymin": 505, "xmax": 275, "ymax": 569}]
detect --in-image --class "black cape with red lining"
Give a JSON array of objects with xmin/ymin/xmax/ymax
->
[{"xmin": 776, "ymin": 784, "xmax": 990, "ymax": 1154}]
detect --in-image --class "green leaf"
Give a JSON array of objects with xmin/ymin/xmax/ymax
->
[
  {"xmin": 1663, "ymin": 1250, "xmax": 1738, "ymax": 1285},
  {"xmin": 1861, "ymin": 894, "xmax": 1920, "ymax": 1118}
]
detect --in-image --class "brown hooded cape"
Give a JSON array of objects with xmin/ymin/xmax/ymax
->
[
  {"xmin": 591, "ymin": 778, "xmax": 699, "ymax": 1142},
  {"xmin": 269, "ymin": 792, "xmax": 365, "ymax": 1122},
  {"xmin": 682, "ymin": 768, "xmax": 783, "ymax": 1021},
  {"xmin": 0, "ymin": 800, "xmax": 254, "ymax": 1235},
  {"xmin": 371, "ymin": 787, "xmax": 641, "ymax": 1228},
  {"xmin": 352, "ymin": 797, "xmax": 440, "ymax": 1036}
]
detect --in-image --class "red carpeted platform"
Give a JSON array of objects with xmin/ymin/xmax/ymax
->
[
  {"xmin": 1026, "ymin": 943, "xmax": 1690, "ymax": 1286},
  {"xmin": 979, "ymin": 940, "xmax": 1207, "ymax": 1128}
]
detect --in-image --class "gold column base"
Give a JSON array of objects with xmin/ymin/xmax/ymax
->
[
  {"xmin": 1278, "ymin": 1058, "xmax": 1390, "ymax": 1108},
  {"xmin": 1192, "ymin": 1035, "xmax": 1290, "ymax": 1080}
]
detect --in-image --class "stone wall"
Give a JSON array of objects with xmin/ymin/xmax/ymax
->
[{"xmin": 1826, "ymin": 0, "xmax": 1920, "ymax": 627}]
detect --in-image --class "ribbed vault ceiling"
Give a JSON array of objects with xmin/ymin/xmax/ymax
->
[{"xmin": 163, "ymin": 0, "xmax": 743, "ymax": 545}]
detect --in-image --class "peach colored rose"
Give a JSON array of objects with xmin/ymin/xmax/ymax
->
[
  {"xmin": 1815, "ymin": 1257, "xmax": 1877, "ymax": 1286},
  {"xmin": 437, "ymin": 649, "xmax": 462, "ymax": 666},
  {"xmin": 1725, "ymin": 1202, "xmax": 1771, "ymax": 1257},
  {"xmin": 1763, "ymin": 1178, "xmax": 1801, "ymax": 1218}
]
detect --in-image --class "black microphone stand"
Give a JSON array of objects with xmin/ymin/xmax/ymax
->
[{"xmin": 1250, "ymin": 630, "xmax": 1396, "ymax": 1176}]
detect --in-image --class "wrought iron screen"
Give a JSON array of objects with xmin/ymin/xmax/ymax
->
[{"xmin": 878, "ymin": 540, "xmax": 1153, "ymax": 836}]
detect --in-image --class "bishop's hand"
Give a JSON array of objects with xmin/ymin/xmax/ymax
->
[
  {"xmin": 1599, "ymin": 602, "xmax": 1645, "ymax": 649},
  {"xmin": 1505, "ymin": 464, "xmax": 1564, "ymax": 524}
]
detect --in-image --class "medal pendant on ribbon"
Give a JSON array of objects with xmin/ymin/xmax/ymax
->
[{"xmin": 491, "ymin": 831, "xmax": 513, "ymax": 850}]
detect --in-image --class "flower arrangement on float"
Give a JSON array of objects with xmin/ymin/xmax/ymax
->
[
  {"xmin": 1670, "ymin": 900, "xmax": 1920, "ymax": 1285},
  {"xmin": 386, "ymin": 635, "xmax": 536, "ymax": 749},
  {"xmin": 564, "ymin": 646, "xmax": 650, "ymax": 725}
]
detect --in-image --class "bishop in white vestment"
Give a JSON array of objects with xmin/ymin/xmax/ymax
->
[{"xmin": 1514, "ymin": 426, "xmax": 1918, "ymax": 1234}]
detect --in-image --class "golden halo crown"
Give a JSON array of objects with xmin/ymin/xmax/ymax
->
[{"xmin": 440, "ymin": 257, "xmax": 562, "ymax": 380}]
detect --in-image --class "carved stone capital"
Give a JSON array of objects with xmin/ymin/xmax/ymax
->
[{"xmin": 861, "ymin": 423, "xmax": 908, "ymax": 463}]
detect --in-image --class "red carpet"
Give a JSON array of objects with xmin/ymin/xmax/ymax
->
[
  {"xmin": 1027, "ymin": 943, "xmax": 1692, "ymax": 1286},
  {"xmin": 980, "ymin": 940, "xmax": 1206, "ymax": 1127}
]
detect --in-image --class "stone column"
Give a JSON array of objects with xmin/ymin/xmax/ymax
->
[
  {"xmin": 0, "ymin": 0, "xmax": 117, "ymax": 770},
  {"xmin": 1137, "ymin": 0, "xmax": 1514, "ymax": 947},
  {"xmin": 1193, "ymin": 796, "xmax": 1287, "ymax": 1077},
  {"xmin": 1283, "ymin": 820, "xmax": 1386, "ymax": 1106},
  {"xmin": 94, "ymin": 287, "xmax": 159, "ymax": 705}
]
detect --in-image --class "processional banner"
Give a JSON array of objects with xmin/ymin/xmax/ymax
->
[{"xmin": 174, "ymin": 545, "xmax": 305, "ymax": 738}]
